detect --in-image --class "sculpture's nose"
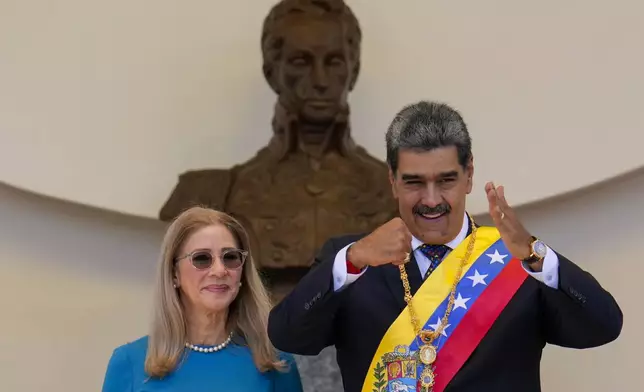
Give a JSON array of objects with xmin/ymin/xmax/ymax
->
[{"xmin": 312, "ymin": 62, "xmax": 329, "ymax": 94}]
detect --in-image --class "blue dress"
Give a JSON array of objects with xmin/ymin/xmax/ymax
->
[{"xmin": 102, "ymin": 336, "xmax": 303, "ymax": 392}]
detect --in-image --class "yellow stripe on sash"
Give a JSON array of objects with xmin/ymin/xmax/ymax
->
[{"xmin": 361, "ymin": 227, "xmax": 501, "ymax": 392}]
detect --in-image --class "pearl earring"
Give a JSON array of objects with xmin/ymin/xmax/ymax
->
[{"xmin": 239, "ymin": 282, "xmax": 242, "ymax": 287}]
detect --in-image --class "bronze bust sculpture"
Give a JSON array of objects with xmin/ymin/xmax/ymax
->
[{"xmin": 160, "ymin": 0, "xmax": 397, "ymax": 278}]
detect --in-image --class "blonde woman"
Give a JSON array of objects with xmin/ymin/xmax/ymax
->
[{"xmin": 102, "ymin": 207, "xmax": 303, "ymax": 391}]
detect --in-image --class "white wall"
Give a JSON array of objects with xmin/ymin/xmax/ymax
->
[
  {"xmin": 0, "ymin": 183, "xmax": 165, "ymax": 391},
  {"xmin": 0, "ymin": 168, "xmax": 642, "ymax": 391}
]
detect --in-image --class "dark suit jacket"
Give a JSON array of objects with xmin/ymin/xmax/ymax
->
[{"xmin": 268, "ymin": 232, "xmax": 623, "ymax": 392}]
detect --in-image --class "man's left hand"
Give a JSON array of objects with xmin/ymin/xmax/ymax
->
[{"xmin": 484, "ymin": 182, "xmax": 537, "ymax": 267}]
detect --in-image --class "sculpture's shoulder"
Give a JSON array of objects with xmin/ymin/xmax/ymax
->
[
  {"xmin": 233, "ymin": 147, "xmax": 276, "ymax": 177},
  {"xmin": 159, "ymin": 168, "xmax": 236, "ymax": 221},
  {"xmin": 351, "ymin": 146, "xmax": 390, "ymax": 174},
  {"xmin": 346, "ymin": 147, "xmax": 391, "ymax": 191},
  {"xmin": 158, "ymin": 148, "xmax": 274, "ymax": 221},
  {"xmin": 342, "ymin": 146, "xmax": 399, "ymax": 220}
]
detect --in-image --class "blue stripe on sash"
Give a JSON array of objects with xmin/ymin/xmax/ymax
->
[{"xmin": 409, "ymin": 238, "xmax": 513, "ymax": 352}]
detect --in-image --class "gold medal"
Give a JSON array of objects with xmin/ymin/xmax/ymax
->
[
  {"xmin": 419, "ymin": 344, "xmax": 437, "ymax": 365},
  {"xmin": 420, "ymin": 366, "xmax": 436, "ymax": 389}
]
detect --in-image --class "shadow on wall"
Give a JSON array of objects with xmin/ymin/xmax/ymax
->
[{"xmin": 0, "ymin": 180, "xmax": 167, "ymax": 282}]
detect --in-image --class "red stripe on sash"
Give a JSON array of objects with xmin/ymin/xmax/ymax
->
[{"xmin": 432, "ymin": 258, "xmax": 528, "ymax": 392}]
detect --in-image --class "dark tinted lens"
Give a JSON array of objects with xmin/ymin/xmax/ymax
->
[
  {"xmin": 222, "ymin": 250, "xmax": 244, "ymax": 269},
  {"xmin": 191, "ymin": 252, "xmax": 213, "ymax": 270}
]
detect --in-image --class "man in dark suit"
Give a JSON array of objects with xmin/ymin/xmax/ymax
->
[{"xmin": 268, "ymin": 101, "xmax": 623, "ymax": 392}]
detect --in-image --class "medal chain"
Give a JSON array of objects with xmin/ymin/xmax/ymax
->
[{"xmin": 398, "ymin": 216, "xmax": 477, "ymax": 348}]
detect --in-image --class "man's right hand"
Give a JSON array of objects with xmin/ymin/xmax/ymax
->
[{"xmin": 347, "ymin": 218, "xmax": 412, "ymax": 269}]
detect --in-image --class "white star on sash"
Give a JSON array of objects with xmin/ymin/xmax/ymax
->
[
  {"xmin": 466, "ymin": 270, "xmax": 488, "ymax": 287},
  {"xmin": 486, "ymin": 249, "xmax": 508, "ymax": 265},
  {"xmin": 453, "ymin": 293, "xmax": 471, "ymax": 310},
  {"xmin": 428, "ymin": 317, "xmax": 451, "ymax": 337}
]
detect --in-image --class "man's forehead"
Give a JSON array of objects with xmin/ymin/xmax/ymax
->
[
  {"xmin": 399, "ymin": 148, "xmax": 459, "ymax": 166},
  {"xmin": 397, "ymin": 148, "xmax": 463, "ymax": 177}
]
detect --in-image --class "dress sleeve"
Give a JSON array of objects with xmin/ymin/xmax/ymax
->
[
  {"xmin": 101, "ymin": 345, "xmax": 134, "ymax": 392},
  {"xmin": 272, "ymin": 352, "xmax": 304, "ymax": 392}
]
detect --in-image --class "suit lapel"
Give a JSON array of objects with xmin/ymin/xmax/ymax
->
[{"xmin": 380, "ymin": 252, "xmax": 423, "ymax": 311}]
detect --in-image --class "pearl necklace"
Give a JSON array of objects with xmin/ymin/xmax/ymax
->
[{"xmin": 185, "ymin": 332, "xmax": 233, "ymax": 353}]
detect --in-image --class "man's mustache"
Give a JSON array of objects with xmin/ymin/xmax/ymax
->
[{"xmin": 413, "ymin": 204, "xmax": 451, "ymax": 215}]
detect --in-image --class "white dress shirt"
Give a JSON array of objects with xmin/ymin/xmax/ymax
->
[{"xmin": 332, "ymin": 213, "xmax": 560, "ymax": 292}]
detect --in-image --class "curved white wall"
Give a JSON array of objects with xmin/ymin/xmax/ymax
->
[
  {"xmin": 1, "ymin": 168, "xmax": 642, "ymax": 391},
  {"xmin": 1, "ymin": 0, "xmax": 643, "ymax": 218}
]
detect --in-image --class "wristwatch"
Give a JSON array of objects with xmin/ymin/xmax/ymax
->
[{"xmin": 522, "ymin": 236, "xmax": 547, "ymax": 264}]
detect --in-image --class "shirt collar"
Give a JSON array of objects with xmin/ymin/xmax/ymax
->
[{"xmin": 411, "ymin": 212, "xmax": 469, "ymax": 251}]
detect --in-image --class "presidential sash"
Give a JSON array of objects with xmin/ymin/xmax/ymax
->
[{"xmin": 362, "ymin": 227, "xmax": 528, "ymax": 392}]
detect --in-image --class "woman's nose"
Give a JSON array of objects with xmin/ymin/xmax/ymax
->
[{"xmin": 208, "ymin": 257, "xmax": 228, "ymax": 277}]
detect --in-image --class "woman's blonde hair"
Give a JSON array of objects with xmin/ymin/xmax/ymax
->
[{"xmin": 144, "ymin": 206, "xmax": 285, "ymax": 378}]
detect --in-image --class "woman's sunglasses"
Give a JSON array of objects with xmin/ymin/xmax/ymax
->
[{"xmin": 175, "ymin": 248, "xmax": 248, "ymax": 270}]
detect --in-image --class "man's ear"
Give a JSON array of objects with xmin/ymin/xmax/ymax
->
[{"xmin": 388, "ymin": 168, "xmax": 398, "ymax": 199}]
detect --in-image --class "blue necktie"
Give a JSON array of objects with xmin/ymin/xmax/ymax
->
[{"xmin": 418, "ymin": 244, "xmax": 450, "ymax": 280}]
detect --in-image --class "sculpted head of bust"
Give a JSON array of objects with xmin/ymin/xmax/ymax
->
[{"xmin": 261, "ymin": 0, "xmax": 361, "ymax": 157}]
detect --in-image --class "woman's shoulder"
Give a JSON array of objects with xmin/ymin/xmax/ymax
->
[
  {"xmin": 113, "ymin": 335, "xmax": 148, "ymax": 353},
  {"xmin": 107, "ymin": 336, "xmax": 149, "ymax": 368},
  {"xmin": 102, "ymin": 336, "xmax": 149, "ymax": 391}
]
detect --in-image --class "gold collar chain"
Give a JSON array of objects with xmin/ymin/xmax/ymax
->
[{"xmin": 398, "ymin": 215, "xmax": 477, "ymax": 389}]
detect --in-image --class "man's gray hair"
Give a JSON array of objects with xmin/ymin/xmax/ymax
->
[{"xmin": 385, "ymin": 101, "xmax": 472, "ymax": 174}]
